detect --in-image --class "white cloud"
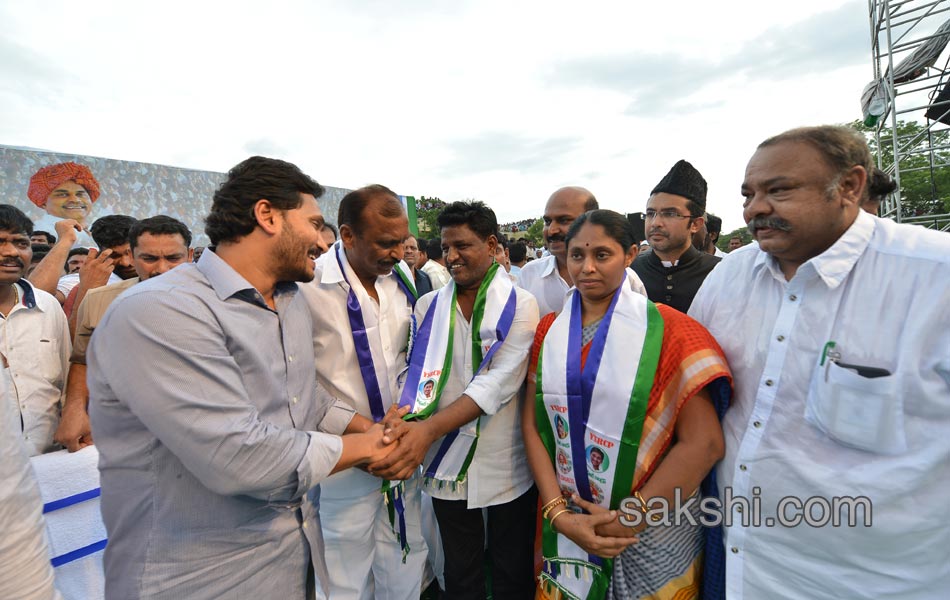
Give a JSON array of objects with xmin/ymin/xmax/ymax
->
[{"xmin": 1, "ymin": 0, "xmax": 873, "ymax": 231}]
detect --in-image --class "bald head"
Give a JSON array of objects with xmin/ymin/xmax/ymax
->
[
  {"xmin": 543, "ymin": 186, "xmax": 598, "ymax": 264},
  {"xmin": 548, "ymin": 186, "xmax": 597, "ymax": 211}
]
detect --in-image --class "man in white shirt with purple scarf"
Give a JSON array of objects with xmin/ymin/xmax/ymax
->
[{"xmin": 300, "ymin": 184, "xmax": 429, "ymax": 600}]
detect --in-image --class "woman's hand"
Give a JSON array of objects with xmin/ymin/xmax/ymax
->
[
  {"xmin": 553, "ymin": 499, "xmax": 639, "ymax": 559},
  {"xmin": 572, "ymin": 495, "xmax": 644, "ymax": 538}
]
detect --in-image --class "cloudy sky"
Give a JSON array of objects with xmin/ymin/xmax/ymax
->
[{"xmin": 1, "ymin": 0, "xmax": 875, "ymax": 231}]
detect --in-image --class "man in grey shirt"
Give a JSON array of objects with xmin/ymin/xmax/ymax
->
[{"xmin": 88, "ymin": 157, "xmax": 403, "ymax": 599}]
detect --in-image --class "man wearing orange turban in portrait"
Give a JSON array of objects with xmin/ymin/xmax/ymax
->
[{"xmin": 28, "ymin": 162, "xmax": 100, "ymax": 247}]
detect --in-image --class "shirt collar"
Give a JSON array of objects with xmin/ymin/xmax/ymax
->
[
  {"xmin": 319, "ymin": 240, "xmax": 407, "ymax": 292},
  {"xmin": 197, "ymin": 248, "xmax": 297, "ymax": 305},
  {"xmin": 318, "ymin": 241, "xmax": 346, "ymax": 285},
  {"xmin": 650, "ymin": 245, "xmax": 699, "ymax": 268},
  {"xmin": 539, "ymin": 254, "xmax": 559, "ymax": 278},
  {"xmin": 13, "ymin": 279, "xmax": 38, "ymax": 310},
  {"xmin": 753, "ymin": 210, "xmax": 873, "ymax": 288}
]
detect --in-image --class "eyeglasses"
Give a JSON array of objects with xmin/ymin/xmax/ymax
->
[{"xmin": 644, "ymin": 209, "xmax": 692, "ymax": 221}]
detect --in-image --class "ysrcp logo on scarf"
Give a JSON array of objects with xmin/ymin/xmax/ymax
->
[
  {"xmin": 416, "ymin": 371, "xmax": 441, "ymax": 410},
  {"xmin": 556, "ymin": 449, "xmax": 572, "ymax": 474},
  {"xmin": 554, "ymin": 414, "xmax": 569, "ymax": 440},
  {"xmin": 586, "ymin": 444, "xmax": 610, "ymax": 473},
  {"xmin": 590, "ymin": 481, "xmax": 605, "ymax": 505}
]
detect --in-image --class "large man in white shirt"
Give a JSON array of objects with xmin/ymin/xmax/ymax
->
[
  {"xmin": 0, "ymin": 205, "xmax": 70, "ymax": 457},
  {"xmin": 371, "ymin": 201, "xmax": 540, "ymax": 600},
  {"xmin": 518, "ymin": 186, "xmax": 597, "ymax": 316},
  {"xmin": 689, "ymin": 125, "xmax": 950, "ymax": 600},
  {"xmin": 300, "ymin": 185, "xmax": 428, "ymax": 600}
]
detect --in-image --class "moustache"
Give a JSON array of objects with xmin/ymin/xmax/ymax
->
[
  {"xmin": 547, "ymin": 234, "xmax": 566, "ymax": 243},
  {"xmin": 1, "ymin": 259, "xmax": 24, "ymax": 268},
  {"xmin": 748, "ymin": 216, "xmax": 793, "ymax": 234}
]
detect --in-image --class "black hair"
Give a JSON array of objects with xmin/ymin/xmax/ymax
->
[
  {"xmin": 338, "ymin": 184, "xmax": 403, "ymax": 235},
  {"xmin": 205, "ymin": 156, "xmax": 324, "ymax": 245},
  {"xmin": 705, "ymin": 213, "xmax": 722, "ymax": 237},
  {"xmin": 68, "ymin": 247, "xmax": 90, "ymax": 258},
  {"xmin": 32, "ymin": 230, "xmax": 56, "ymax": 244},
  {"xmin": 436, "ymin": 201, "xmax": 497, "ymax": 240},
  {"xmin": 31, "ymin": 243, "xmax": 52, "ymax": 254},
  {"xmin": 426, "ymin": 238, "xmax": 442, "ymax": 259},
  {"xmin": 685, "ymin": 200, "xmax": 705, "ymax": 219},
  {"xmin": 323, "ymin": 222, "xmax": 339, "ymax": 240},
  {"xmin": 412, "ymin": 236, "xmax": 427, "ymax": 256},
  {"xmin": 565, "ymin": 210, "xmax": 636, "ymax": 252},
  {"xmin": 90, "ymin": 215, "xmax": 137, "ymax": 249},
  {"xmin": 0, "ymin": 205, "xmax": 34, "ymax": 235},
  {"xmin": 129, "ymin": 215, "xmax": 193, "ymax": 251},
  {"xmin": 509, "ymin": 241, "xmax": 527, "ymax": 263},
  {"xmin": 867, "ymin": 167, "xmax": 897, "ymax": 202},
  {"xmin": 495, "ymin": 232, "xmax": 509, "ymax": 250}
]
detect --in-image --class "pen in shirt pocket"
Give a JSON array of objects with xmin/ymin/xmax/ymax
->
[{"xmin": 821, "ymin": 340, "xmax": 891, "ymax": 380}]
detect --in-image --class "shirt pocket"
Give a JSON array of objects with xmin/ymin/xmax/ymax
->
[
  {"xmin": 32, "ymin": 338, "xmax": 64, "ymax": 384},
  {"xmin": 804, "ymin": 360, "xmax": 905, "ymax": 455}
]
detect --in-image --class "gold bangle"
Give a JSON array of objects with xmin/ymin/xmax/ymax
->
[
  {"xmin": 635, "ymin": 490, "xmax": 664, "ymax": 523},
  {"xmin": 541, "ymin": 495, "xmax": 565, "ymax": 514},
  {"xmin": 548, "ymin": 508, "xmax": 571, "ymax": 531},
  {"xmin": 633, "ymin": 490, "xmax": 650, "ymax": 515},
  {"xmin": 541, "ymin": 497, "xmax": 567, "ymax": 520}
]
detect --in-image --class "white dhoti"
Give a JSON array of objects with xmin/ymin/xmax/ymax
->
[{"xmin": 317, "ymin": 468, "xmax": 428, "ymax": 600}]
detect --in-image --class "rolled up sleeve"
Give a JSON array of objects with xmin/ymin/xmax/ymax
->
[
  {"xmin": 318, "ymin": 398, "xmax": 357, "ymax": 435},
  {"xmin": 294, "ymin": 432, "xmax": 344, "ymax": 495}
]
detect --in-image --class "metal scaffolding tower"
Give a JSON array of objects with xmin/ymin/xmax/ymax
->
[{"xmin": 867, "ymin": 0, "xmax": 950, "ymax": 230}]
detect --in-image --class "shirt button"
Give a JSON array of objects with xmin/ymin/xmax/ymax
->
[
  {"xmin": 302, "ymin": 522, "xmax": 308, "ymax": 529},
  {"xmin": 736, "ymin": 505, "xmax": 744, "ymax": 513},
  {"xmin": 753, "ymin": 421, "xmax": 762, "ymax": 428},
  {"xmin": 288, "ymin": 355, "xmax": 294, "ymax": 362},
  {"xmin": 666, "ymin": 285, "xmax": 673, "ymax": 290},
  {"xmin": 765, "ymin": 379, "xmax": 774, "ymax": 386},
  {"xmin": 789, "ymin": 294, "xmax": 797, "ymax": 302},
  {"xmin": 776, "ymin": 335, "xmax": 785, "ymax": 342},
  {"xmin": 731, "ymin": 547, "xmax": 739, "ymax": 554},
  {"xmin": 739, "ymin": 464, "xmax": 748, "ymax": 471},
  {"xmin": 292, "ymin": 397, "xmax": 298, "ymax": 404},
  {"xmin": 666, "ymin": 275, "xmax": 673, "ymax": 280}
]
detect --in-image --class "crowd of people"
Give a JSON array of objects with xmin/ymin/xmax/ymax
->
[
  {"xmin": 2, "ymin": 124, "xmax": 948, "ymax": 600},
  {"xmin": 499, "ymin": 218, "xmax": 537, "ymax": 233}
]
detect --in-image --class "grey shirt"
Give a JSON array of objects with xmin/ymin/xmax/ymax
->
[{"xmin": 88, "ymin": 250, "xmax": 354, "ymax": 600}]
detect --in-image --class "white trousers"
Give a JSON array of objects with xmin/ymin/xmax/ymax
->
[{"xmin": 317, "ymin": 469, "xmax": 428, "ymax": 600}]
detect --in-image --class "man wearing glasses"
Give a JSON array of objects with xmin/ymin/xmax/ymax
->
[{"xmin": 631, "ymin": 159, "xmax": 721, "ymax": 313}]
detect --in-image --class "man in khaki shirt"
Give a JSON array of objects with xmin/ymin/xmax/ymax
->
[{"xmin": 55, "ymin": 216, "xmax": 193, "ymax": 451}]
